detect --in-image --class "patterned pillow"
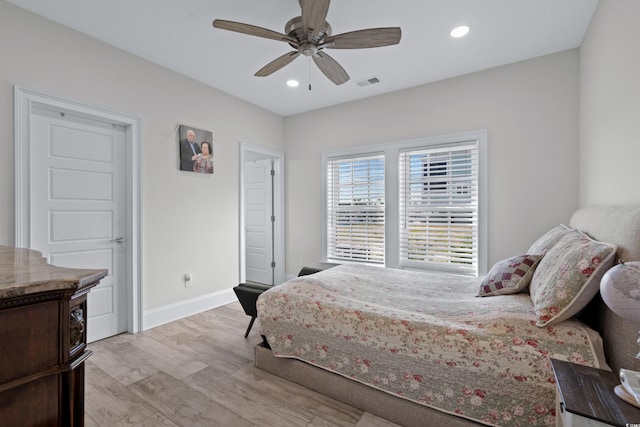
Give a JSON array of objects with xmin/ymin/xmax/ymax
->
[
  {"xmin": 529, "ymin": 230, "xmax": 616, "ymax": 326},
  {"xmin": 527, "ymin": 224, "xmax": 573, "ymax": 255},
  {"xmin": 478, "ymin": 255, "xmax": 543, "ymax": 296}
]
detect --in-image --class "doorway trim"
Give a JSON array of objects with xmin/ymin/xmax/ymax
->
[
  {"xmin": 14, "ymin": 85, "xmax": 143, "ymax": 334},
  {"xmin": 239, "ymin": 143, "xmax": 285, "ymax": 285}
]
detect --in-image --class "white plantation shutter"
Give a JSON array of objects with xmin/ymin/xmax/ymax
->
[
  {"xmin": 327, "ymin": 153, "xmax": 385, "ymax": 264},
  {"xmin": 399, "ymin": 141, "xmax": 479, "ymax": 275},
  {"xmin": 322, "ymin": 130, "xmax": 486, "ymax": 275}
]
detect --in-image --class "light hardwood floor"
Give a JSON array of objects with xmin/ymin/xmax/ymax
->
[{"xmin": 85, "ymin": 302, "xmax": 400, "ymax": 427}]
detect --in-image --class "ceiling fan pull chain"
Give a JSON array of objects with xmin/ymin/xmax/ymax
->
[{"xmin": 308, "ymin": 56, "xmax": 312, "ymax": 91}]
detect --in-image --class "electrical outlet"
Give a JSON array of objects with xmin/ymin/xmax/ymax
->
[{"xmin": 185, "ymin": 273, "xmax": 192, "ymax": 287}]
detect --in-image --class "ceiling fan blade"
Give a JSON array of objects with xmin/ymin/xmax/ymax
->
[
  {"xmin": 312, "ymin": 51, "xmax": 349, "ymax": 85},
  {"xmin": 255, "ymin": 51, "xmax": 301, "ymax": 77},
  {"xmin": 324, "ymin": 27, "xmax": 401, "ymax": 49},
  {"xmin": 213, "ymin": 19, "xmax": 296, "ymax": 44},
  {"xmin": 300, "ymin": 0, "xmax": 330, "ymax": 40}
]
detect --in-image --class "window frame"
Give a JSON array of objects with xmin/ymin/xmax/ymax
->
[
  {"xmin": 326, "ymin": 152, "xmax": 386, "ymax": 264},
  {"xmin": 399, "ymin": 141, "xmax": 481, "ymax": 275},
  {"xmin": 322, "ymin": 130, "xmax": 488, "ymax": 276}
]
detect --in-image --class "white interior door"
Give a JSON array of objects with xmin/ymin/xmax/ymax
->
[
  {"xmin": 244, "ymin": 159, "xmax": 274, "ymax": 284},
  {"xmin": 29, "ymin": 105, "xmax": 127, "ymax": 342}
]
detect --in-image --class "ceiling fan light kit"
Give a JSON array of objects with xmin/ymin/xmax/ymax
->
[{"xmin": 212, "ymin": 0, "xmax": 401, "ymax": 86}]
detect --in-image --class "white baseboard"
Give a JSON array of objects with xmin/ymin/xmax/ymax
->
[{"xmin": 143, "ymin": 288, "xmax": 236, "ymax": 331}]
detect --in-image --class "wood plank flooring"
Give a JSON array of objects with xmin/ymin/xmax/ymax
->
[{"xmin": 85, "ymin": 302, "xmax": 401, "ymax": 427}]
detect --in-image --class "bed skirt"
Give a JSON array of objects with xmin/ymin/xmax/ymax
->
[{"xmin": 254, "ymin": 343, "xmax": 482, "ymax": 427}]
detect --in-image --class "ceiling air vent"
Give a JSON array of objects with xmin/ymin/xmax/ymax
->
[{"xmin": 357, "ymin": 76, "xmax": 381, "ymax": 87}]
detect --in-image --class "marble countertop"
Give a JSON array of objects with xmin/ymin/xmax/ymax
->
[{"xmin": 0, "ymin": 245, "xmax": 108, "ymax": 299}]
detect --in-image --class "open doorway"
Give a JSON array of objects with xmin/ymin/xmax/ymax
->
[{"xmin": 239, "ymin": 143, "xmax": 285, "ymax": 285}]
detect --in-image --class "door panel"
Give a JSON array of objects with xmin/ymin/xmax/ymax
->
[
  {"xmin": 29, "ymin": 106, "xmax": 127, "ymax": 342},
  {"xmin": 50, "ymin": 168, "xmax": 113, "ymax": 199},
  {"xmin": 50, "ymin": 211, "xmax": 113, "ymax": 240},
  {"xmin": 50, "ymin": 124, "xmax": 114, "ymax": 161},
  {"xmin": 244, "ymin": 159, "xmax": 273, "ymax": 285}
]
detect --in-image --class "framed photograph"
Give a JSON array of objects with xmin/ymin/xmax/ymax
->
[{"xmin": 178, "ymin": 125, "xmax": 214, "ymax": 174}]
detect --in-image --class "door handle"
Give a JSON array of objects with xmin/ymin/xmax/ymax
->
[{"xmin": 111, "ymin": 236, "xmax": 125, "ymax": 243}]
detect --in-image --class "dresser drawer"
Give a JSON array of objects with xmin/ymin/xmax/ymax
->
[{"xmin": 0, "ymin": 299, "xmax": 59, "ymax": 384}]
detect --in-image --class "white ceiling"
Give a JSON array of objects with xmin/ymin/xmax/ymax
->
[{"xmin": 8, "ymin": 0, "xmax": 599, "ymax": 117}]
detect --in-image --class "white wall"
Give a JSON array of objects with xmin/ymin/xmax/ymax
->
[
  {"xmin": 284, "ymin": 50, "xmax": 581, "ymax": 274},
  {"xmin": 579, "ymin": 0, "xmax": 640, "ymax": 206},
  {"xmin": 0, "ymin": 2, "xmax": 285, "ymax": 313}
]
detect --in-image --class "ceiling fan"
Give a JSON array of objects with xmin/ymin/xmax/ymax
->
[{"xmin": 212, "ymin": 0, "xmax": 401, "ymax": 85}]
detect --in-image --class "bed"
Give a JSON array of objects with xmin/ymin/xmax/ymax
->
[{"xmin": 255, "ymin": 205, "xmax": 640, "ymax": 427}]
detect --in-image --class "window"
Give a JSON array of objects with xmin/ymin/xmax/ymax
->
[
  {"xmin": 399, "ymin": 142, "xmax": 479, "ymax": 275},
  {"xmin": 326, "ymin": 153, "xmax": 385, "ymax": 264},
  {"xmin": 323, "ymin": 131, "xmax": 487, "ymax": 276}
]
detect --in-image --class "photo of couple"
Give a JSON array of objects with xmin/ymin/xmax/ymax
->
[{"xmin": 179, "ymin": 125, "xmax": 214, "ymax": 174}]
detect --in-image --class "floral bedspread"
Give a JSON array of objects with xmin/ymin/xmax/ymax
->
[{"xmin": 257, "ymin": 264, "xmax": 606, "ymax": 427}]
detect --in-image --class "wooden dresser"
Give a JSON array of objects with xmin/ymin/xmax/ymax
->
[{"xmin": 0, "ymin": 245, "xmax": 107, "ymax": 427}]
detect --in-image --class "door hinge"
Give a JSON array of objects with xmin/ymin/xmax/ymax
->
[
  {"xmin": 271, "ymin": 215, "xmax": 275, "ymax": 222},
  {"xmin": 271, "ymin": 261, "xmax": 276, "ymax": 268},
  {"xmin": 270, "ymin": 169, "xmax": 275, "ymax": 176}
]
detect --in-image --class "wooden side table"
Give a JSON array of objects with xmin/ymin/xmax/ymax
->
[{"xmin": 551, "ymin": 358, "xmax": 640, "ymax": 427}]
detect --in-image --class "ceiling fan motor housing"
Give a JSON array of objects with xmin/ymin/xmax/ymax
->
[{"xmin": 286, "ymin": 16, "xmax": 331, "ymax": 55}]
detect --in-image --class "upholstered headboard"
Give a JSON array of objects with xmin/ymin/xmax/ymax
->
[{"xmin": 570, "ymin": 205, "xmax": 640, "ymax": 372}]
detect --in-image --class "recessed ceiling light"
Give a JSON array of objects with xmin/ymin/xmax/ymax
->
[
  {"xmin": 450, "ymin": 25, "xmax": 470, "ymax": 38},
  {"xmin": 287, "ymin": 80, "xmax": 299, "ymax": 88}
]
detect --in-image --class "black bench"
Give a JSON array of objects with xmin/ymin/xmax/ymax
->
[{"xmin": 233, "ymin": 267, "xmax": 323, "ymax": 337}]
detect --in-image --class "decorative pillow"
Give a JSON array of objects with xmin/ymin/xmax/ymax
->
[
  {"xmin": 529, "ymin": 230, "xmax": 616, "ymax": 326},
  {"xmin": 478, "ymin": 255, "xmax": 543, "ymax": 296},
  {"xmin": 527, "ymin": 224, "xmax": 573, "ymax": 255}
]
